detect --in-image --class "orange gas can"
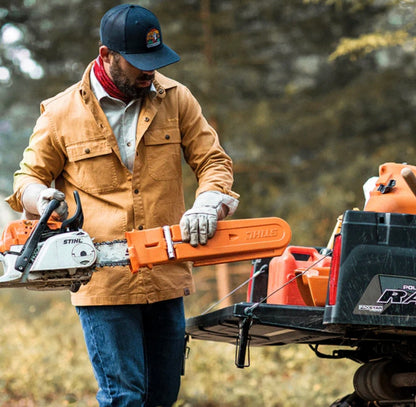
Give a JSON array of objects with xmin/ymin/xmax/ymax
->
[{"xmin": 267, "ymin": 246, "xmax": 330, "ymax": 306}]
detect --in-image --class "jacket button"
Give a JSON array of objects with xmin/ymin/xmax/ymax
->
[
  {"xmin": 165, "ymin": 134, "xmax": 170, "ymax": 140},
  {"xmin": 138, "ymin": 225, "xmax": 144, "ymax": 230},
  {"xmin": 84, "ymin": 148, "xmax": 90, "ymax": 154}
]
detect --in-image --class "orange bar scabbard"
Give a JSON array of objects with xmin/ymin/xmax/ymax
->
[{"xmin": 125, "ymin": 217, "xmax": 291, "ymax": 273}]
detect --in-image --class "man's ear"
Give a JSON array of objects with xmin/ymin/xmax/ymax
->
[{"xmin": 99, "ymin": 45, "xmax": 111, "ymax": 63}]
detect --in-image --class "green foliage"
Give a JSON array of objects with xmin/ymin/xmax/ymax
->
[
  {"xmin": 329, "ymin": 30, "xmax": 411, "ymax": 61},
  {"xmin": 2, "ymin": 0, "xmax": 416, "ymax": 247}
]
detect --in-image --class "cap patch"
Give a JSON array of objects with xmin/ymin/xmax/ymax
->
[{"xmin": 146, "ymin": 28, "xmax": 161, "ymax": 48}]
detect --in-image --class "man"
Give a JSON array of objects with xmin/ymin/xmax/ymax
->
[{"xmin": 6, "ymin": 4, "xmax": 238, "ymax": 406}]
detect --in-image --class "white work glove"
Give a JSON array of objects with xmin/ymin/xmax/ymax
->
[
  {"xmin": 22, "ymin": 184, "xmax": 68, "ymax": 221},
  {"xmin": 180, "ymin": 191, "xmax": 239, "ymax": 247}
]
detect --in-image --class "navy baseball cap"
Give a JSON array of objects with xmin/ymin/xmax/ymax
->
[{"xmin": 100, "ymin": 4, "xmax": 180, "ymax": 71}]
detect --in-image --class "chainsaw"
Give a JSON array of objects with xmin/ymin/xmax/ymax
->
[{"xmin": 0, "ymin": 191, "xmax": 291, "ymax": 292}]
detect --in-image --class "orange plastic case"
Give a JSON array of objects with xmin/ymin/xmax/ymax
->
[
  {"xmin": 267, "ymin": 246, "xmax": 331, "ymax": 306},
  {"xmin": 364, "ymin": 162, "xmax": 416, "ymax": 215}
]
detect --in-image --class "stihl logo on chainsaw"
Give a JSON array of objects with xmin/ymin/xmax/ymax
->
[
  {"xmin": 245, "ymin": 228, "xmax": 279, "ymax": 240},
  {"xmin": 63, "ymin": 238, "xmax": 83, "ymax": 244},
  {"xmin": 377, "ymin": 288, "xmax": 416, "ymax": 304}
]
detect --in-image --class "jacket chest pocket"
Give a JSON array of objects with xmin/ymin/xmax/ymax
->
[
  {"xmin": 144, "ymin": 129, "xmax": 182, "ymax": 181},
  {"xmin": 66, "ymin": 139, "xmax": 121, "ymax": 194}
]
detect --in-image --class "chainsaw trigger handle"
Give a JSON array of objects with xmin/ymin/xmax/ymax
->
[
  {"xmin": 15, "ymin": 198, "xmax": 61, "ymax": 280},
  {"xmin": 41, "ymin": 198, "xmax": 61, "ymax": 222}
]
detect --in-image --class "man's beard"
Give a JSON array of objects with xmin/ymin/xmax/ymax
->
[{"xmin": 109, "ymin": 58, "xmax": 154, "ymax": 100}]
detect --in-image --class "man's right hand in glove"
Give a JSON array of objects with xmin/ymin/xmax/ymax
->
[{"xmin": 22, "ymin": 183, "xmax": 68, "ymax": 221}]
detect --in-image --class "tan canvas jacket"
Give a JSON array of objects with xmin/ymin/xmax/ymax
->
[{"xmin": 6, "ymin": 61, "xmax": 237, "ymax": 305}]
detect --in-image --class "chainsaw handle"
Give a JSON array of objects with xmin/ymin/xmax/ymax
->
[
  {"xmin": 40, "ymin": 198, "xmax": 61, "ymax": 223},
  {"xmin": 15, "ymin": 198, "xmax": 61, "ymax": 279},
  {"xmin": 60, "ymin": 190, "xmax": 83, "ymax": 231}
]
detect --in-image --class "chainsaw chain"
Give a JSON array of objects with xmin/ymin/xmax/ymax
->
[{"xmin": 94, "ymin": 239, "xmax": 130, "ymax": 268}]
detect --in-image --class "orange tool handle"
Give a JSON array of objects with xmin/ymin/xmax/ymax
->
[{"xmin": 125, "ymin": 217, "xmax": 291, "ymax": 272}]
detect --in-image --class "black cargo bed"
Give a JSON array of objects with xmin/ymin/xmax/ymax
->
[{"xmin": 186, "ymin": 302, "xmax": 343, "ymax": 346}]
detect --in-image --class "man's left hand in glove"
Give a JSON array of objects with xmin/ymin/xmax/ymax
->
[{"xmin": 180, "ymin": 191, "xmax": 239, "ymax": 247}]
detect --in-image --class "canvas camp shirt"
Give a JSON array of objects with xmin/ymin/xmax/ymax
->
[{"xmin": 6, "ymin": 61, "xmax": 237, "ymax": 306}]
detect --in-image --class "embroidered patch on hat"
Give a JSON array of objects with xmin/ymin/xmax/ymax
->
[{"xmin": 146, "ymin": 28, "xmax": 161, "ymax": 48}]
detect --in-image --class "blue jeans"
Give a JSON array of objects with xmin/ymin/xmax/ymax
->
[{"xmin": 76, "ymin": 298, "xmax": 185, "ymax": 407}]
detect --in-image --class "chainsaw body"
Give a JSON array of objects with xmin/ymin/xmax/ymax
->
[{"xmin": 0, "ymin": 193, "xmax": 98, "ymax": 291}]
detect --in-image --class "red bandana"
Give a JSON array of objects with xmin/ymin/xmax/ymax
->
[{"xmin": 93, "ymin": 56, "xmax": 131, "ymax": 104}]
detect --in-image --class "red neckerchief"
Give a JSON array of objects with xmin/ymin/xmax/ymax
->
[{"xmin": 93, "ymin": 56, "xmax": 131, "ymax": 104}]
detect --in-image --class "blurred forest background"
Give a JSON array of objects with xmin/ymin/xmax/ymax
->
[{"xmin": 0, "ymin": 0, "xmax": 415, "ymax": 406}]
